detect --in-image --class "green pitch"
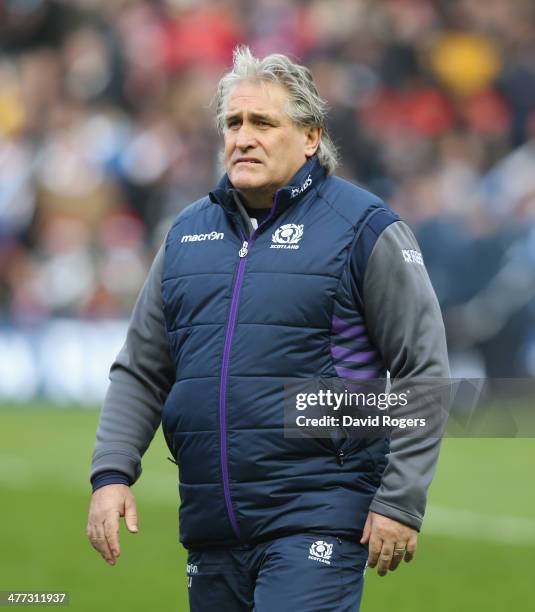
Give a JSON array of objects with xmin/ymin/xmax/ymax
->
[{"xmin": 1, "ymin": 407, "xmax": 534, "ymax": 611}]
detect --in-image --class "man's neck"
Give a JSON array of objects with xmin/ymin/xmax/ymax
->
[
  {"xmin": 243, "ymin": 204, "xmax": 272, "ymax": 230},
  {"xmin": 237, "ymin": 189, "xmax": 274, "ymax": 209}
]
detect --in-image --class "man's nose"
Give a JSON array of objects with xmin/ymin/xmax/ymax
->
[{"xmin": 235, "ymin": 123, "xmax": 256, "ymax": 149}]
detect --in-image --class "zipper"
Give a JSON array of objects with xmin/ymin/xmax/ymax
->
[
  {"xmin": 335, "ymin": 423, "xmax": 352, "ymax": 466},
  {"xmin": 218, "ymin": 193, "xmax": 281, "ymax": 541},
  {"xmin": 219, "ymin": 234, "xmax": 252, "ymax": 541}
]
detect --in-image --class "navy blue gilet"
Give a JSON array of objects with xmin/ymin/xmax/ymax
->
[{"xmin": 161, "ymin": 157, "xmax": 391, "ymax": 549}]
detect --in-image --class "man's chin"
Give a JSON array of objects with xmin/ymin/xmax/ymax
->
[{"xmin": 230, "ymin": 176, "xmax": 269, "ymax": 193}]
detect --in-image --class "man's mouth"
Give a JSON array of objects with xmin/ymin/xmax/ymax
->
[{"xmin": 235, "ymin": 158, "xmax": 262, "ymax": 165}]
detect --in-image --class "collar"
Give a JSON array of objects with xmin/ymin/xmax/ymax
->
[{"xmin": 209, "ymin": 156, "xmax": 327, "ymax": 217}]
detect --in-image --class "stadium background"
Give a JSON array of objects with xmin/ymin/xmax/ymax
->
[{"xmin": 1, "ymin": 0, "xmax": 534, "ymax": 610}]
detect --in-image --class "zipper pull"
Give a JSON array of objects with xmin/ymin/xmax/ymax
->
[
  {"xmin": 239, "ymin": 241, "xmax": 249, "ymax": 258},
  {"xmin": 337, "ymin": 449, "xmax": 344, "ymax": 466}
]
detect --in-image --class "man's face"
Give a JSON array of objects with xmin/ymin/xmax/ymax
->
[{"xmin": 223, "ymin": 80, "xmax": 319, "ymax": 205}]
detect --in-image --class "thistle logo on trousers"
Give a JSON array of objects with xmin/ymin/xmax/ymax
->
[
  {"xmin": 308, "ymin": 540, "xmax": 333, "ymax": 565},
  {"xmin": 270, "ymin": 224, "xmax": 304, "ymax": 250}
]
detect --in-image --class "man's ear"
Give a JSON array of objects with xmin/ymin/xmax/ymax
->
[{"xmin": 304, "ymin": 126, "xmax": 322, "ymax": 158}]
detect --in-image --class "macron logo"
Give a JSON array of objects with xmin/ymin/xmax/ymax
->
[{"xmin": 181, "ymin": 231, "xmax": 224, "ymax": 243}]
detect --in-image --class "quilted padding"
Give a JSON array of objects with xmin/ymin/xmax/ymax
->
[{"xmin": 161, "ymin": 157, "xmax": 390, "ymax": 548}]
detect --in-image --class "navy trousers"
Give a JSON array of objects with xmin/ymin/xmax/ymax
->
[{"xmin": 186, "ymin": 533, "xmax": 368, "ymax": 611}]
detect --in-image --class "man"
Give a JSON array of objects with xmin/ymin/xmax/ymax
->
[{"xmin": 88, "ymin": 47, "xmax": 449, "ymax": 611}]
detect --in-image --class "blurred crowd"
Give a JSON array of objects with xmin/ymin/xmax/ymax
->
[{"xmin": 1, "ymin": 0, "xmax": 535, "ymax": 376}]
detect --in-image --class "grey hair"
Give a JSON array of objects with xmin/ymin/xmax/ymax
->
[{"xmin": 214, "ymin": 46, "xmax": 338, "ymax": 175}]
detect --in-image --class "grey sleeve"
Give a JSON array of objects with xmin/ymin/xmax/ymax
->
[
  {"xmin": 362, "ymin": 221, "xmax": 450, "ymax": 530},
  {"xmin": 90, "ymin": 244, "xmax": 175, "ymax": 485}
]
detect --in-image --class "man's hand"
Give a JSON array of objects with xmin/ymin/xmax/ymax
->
[
  {"xmin": 87, "ymin": 484, "xmax": 138, "ymax": 566},
  {"xmin": 360, "ymin": 511, "xmax": 417, "ymax": 576}
]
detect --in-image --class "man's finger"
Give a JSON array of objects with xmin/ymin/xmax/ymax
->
[
  {"xmin": 104, "ymin": 512, "xmax": 121, "ymax": 560},
  {"xmin": 91, "ymin": 524, "xmax": 115, "ymax": 565},
  {"xmin": 389, "ymin": 543, "xmax": 407, "ymax": 571},
  {"xmin": 124, "ymin": 493, "xmax": 138, "ymax": 533},
  {"xmin": 360, "ymin": 514, "xmax": 372, "ymax": 545},
  {"xmin": 404, "ymin": 535, "xmax": 417, "ymax": 563},
  {"xmin": 366, "ymin": 534, "xmax": 382, "ymax": 569},
  {"xmin": 377, "ymin": 543, "xmax": 394, "ymax": 577},
  {"xmin": 87, "ymin": 524, "xmax": 99, "ymax": 556}
]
